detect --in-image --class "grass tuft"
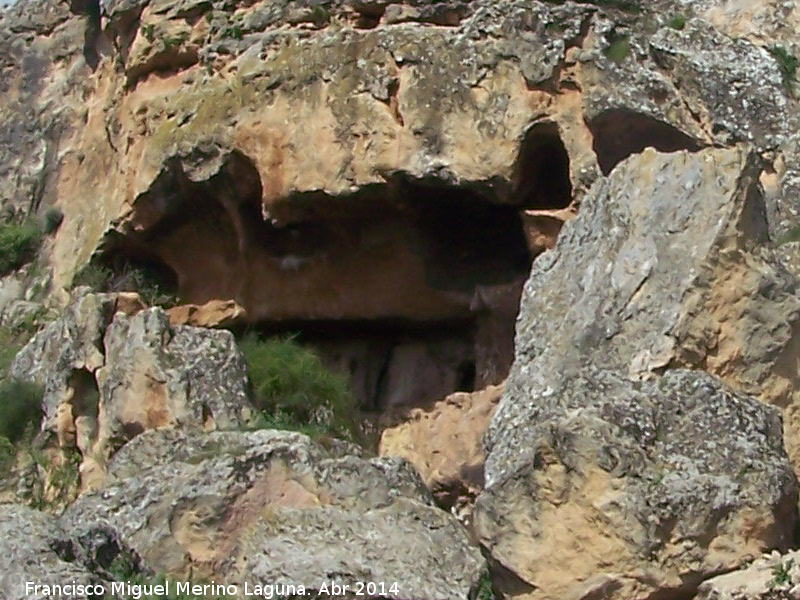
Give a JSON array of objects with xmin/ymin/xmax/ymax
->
[
  {"xmin": 667, "ymin": 14, "xmax": 686, "ymax": 30},
  {"xmin": 769, "ymin": 44, "xmax": 799, "ymax": 93},
  {"xmin": 240, "ymin": 335, "xmax": 358, "ymax": 441},
  {"xmin": 0, "ymin": 221, "xmax": 42, "ymax": 276}
]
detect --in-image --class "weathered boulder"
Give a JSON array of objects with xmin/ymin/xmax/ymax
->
[
  {"xmin": 11, "ymin": 290, "xmax": 253, "ymax": 489},
  {"xmin": 379, "ymin": 383, "xmax": 502, "ymax": 516},
  {"xmin": 166, "ymin": 298, "xmax": 246, "ymax": 328},
  {"xmin": 60, "ymin": 428, "xmax": 487, "ymax": 599},
  {"xmin": 475, "ymin": 147, "xmax": 800, "ymax": 600},
  {"xmin": 475, "ymin": 368, "xmax": 798, "ymax": 600},
  {"xmin": 489, "ymin": 146, "xmax": 800, "ymax": 468},
  {"xmin": 0, "ymin": 504, "xmax": 108, "ymax": 600},
  {"xmin": 697, "ymin": 549, "xmax": 800, "ymax": 600}
]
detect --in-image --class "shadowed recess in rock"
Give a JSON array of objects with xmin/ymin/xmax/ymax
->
[
  {"xmin": 588, "ymin": 109, "xmax": 701, "ymax": 175},
  {"xmin": 512, "ymin": 121, "xmax": 573, "ymax": 209},
  {"xmin": 89, "ymin": 146, "xmax": 576, "ymax": 409}
]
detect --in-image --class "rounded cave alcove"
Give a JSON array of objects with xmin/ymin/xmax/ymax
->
[{"xmin": 93, "ymin": 123, "xmax": 574, "ymax": 413}]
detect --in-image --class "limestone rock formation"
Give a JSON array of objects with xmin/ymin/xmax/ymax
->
[
  {"xmin": 5, "ymin": 0, "xmax": 800, "ymax": 598},
  {"xmin": 0, "ymin": 504, "xmax": 110, "ymax": 600},
  {"xmin": 1, "ymin": 0, "xmax": 797, "ymax": 312},
  {"xmin": 379, "ymin": 383, "xmax": 502, "ymax": 515},
  {"xmin": 11, "ymin": 290, "xmax": 253, "ymax": 489},
  {"xmin": 475, "ymin": 147, "xmax": 800, "ymax": 600},
  {"xmin": 475, "ymin": 368, "xmax": 798, "ymax": 600},
  {"xmin": 61, "ymin": 428, "xmax": 487, "ymax": 600},
  {"xmin": 489, "ymin": 146, "xmax": 800, "ymax": 470},
  {"xmin": 166, "ymin": 298, "xmax": 246, "ymax": 328},
  {"xmin": 697, "ymin": 550, "xmax": 800, "ymax": 600}
]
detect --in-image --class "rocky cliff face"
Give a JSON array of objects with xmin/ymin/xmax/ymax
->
[{"xmin": 5, "ymin": 0, "xmax": 800, "ymax": 599}]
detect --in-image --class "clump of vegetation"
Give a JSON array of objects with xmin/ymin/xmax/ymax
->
[
  {"xmin": 141, "ymin": 23, "xmax": 156, "ymax": 42},
  {"xmin": 72, "ymin": 261, "xmax": 179, "ymax": 308},
  {"xmin": 604, "ymin": 34, "xmax": 631, "ymax": 64},
  {"xmin": 471, "ymin": 570, "xmax": 497, "ymax": 600},
  {"xmin": 770, "ymin": 558, "xmax": 794, "ymax": 589},
  {"xmin": 240, "ymin": 335, "xmax": 359, "ymax": 441},
  {"xmin": 769, "ymin": 44, "xmax": 799, "ymax": 93},
  {"xmin": 0, "ymin": 380, "xmax": 44, "ymax": 443},
  {"xmin": 667, "ymin": 14, "xmax": 686, "ymax": 30},
  {"xmin": 221, "ymin": 24, "xmax": 244, "ymax": 40},
  {"xmin": 105, "ymin": 559, "xmax": 235, "ymax": 600},
  {"xmin": 24, "ymin": 446, "xmax": 81, "ymax": 512},
  {"xmin": 776, "ymin": 224, "xmax": 800, "ymax": 245},
  {"xmin": 310, "ymin": 5, "xmax": 330, "ymax": 25},
  {"xmin": 162, "ymin": 33, "xmax": 189, "ymax": 51},
  {"xmin": 0, "ymin": 221, "xmax": 42, "ymax": 276}
]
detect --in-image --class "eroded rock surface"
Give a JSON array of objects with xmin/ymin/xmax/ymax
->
[
  {"xmin": 490, "ymin": 146, "xmax": 800, "ymax": 469},
  {"xmin": 0, "ymin": 504, "xmax": 110, "ymax": 600},
  {"xmin": 697, "ymin": 550, "xmax": 800, "ymax": 600},
  {"xmin": 476, "ymin": 368, "xmax": 798, "ymax": 600},
  {"xmin": 61, "ymin": 428, "xmax": 487, "ymax": 600},
  {"xmin": 475, "ymin": 147, "xmax": 800, "ymax": 600},
  {"xmin": 1, "ymin": 0, "xmax": 798, "ymax": 307},
  {"xmin": 379, "ymin": 383, "xmax": 502, "ymax": 515},
  {"xmin": 11, "ymin": 290, "xmax": 253, "ymax": 489}
]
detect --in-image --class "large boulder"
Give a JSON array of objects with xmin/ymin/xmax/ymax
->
[
  {"xmin": 0, "ymin": 504, "xmax": 113, "ymax": 600},
  {"xmin": 379, "ymin": 383, "xmax": 502, "ymax": 517},
  {"xmin": 11, "ymin": 290, "xmax": 253, "ymax": 489},
  {"xmin": 475, "ymin": 146, "xmax": 800, "ymax": 600},
  {"xmin": 490, "ymin": 146, "xmax": 800, "ymax": 469},
  {"xmin": 60, "ymin": 428, "xmax": 487, "ymax": 600},
  {"xmin": 475, "ymin": 368, "xmax": 798, "ymax": 600}
]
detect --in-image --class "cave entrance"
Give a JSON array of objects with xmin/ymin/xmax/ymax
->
[
  {"xmin": 94, "ymin": 129, "xmax": 573, "ymax": 410},
  {"xmin": 587, "ymin": 109, "xmax": 701, "ymax": 175}
]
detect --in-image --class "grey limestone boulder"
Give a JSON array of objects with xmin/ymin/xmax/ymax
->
[
  {"xmin": 10, "ymin": 290, "xmax": 254, "ymax": 489},
  {"xmin": 60, "ymin": 428, "xmax": 487, "ymax": 600}
]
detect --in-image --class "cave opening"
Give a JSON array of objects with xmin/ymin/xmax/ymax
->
[
  {"xmin": 95, "ymin": 133, "xmax": 573, "ymax": 412},
  {"xmin": 513, "ymin": 122, "xmax": 573, "ymax": 209},
  {"xmin": 587, "ymin": 109, "xmax": 701, "ymax": 175}
]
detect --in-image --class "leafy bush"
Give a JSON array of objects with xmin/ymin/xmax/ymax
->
[
  {"xmin": 41, "ymin": 208, "xmax": 64, "ymax": 234},
  {"xmin": 0, "ymin": 436, "xmax": 15, "ymax": 475},
  {"xmin": 240, "ymin": 335, "xmax": 358, "ymax": 441},
  {"xmin": 0, "ymin": 221, "xmax": 42, "ymax": 276},
  {"xmin": 471, "ymin": 570, "xmax": 497, "ymax": 600}
]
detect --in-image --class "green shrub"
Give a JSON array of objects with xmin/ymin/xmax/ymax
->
[
  {"xmin": 770, "ymin": 559, "xmax": 794, "ymax": 589},
  {"xmin": 240, "ymin": 335, "xmax": 358, "ymax": 441},
  {"xmin": 0, "ymin": 380, "xmax": 44, "ymax": 444},
  {"xmin": 0, "ymin": 221, "xmax": 42, "ymax": 276},
  {"xmin": 769, "ymin": 44, "xmax": 799, "ymax": 93},
  {"xmin": 24, "ymin": 446, "xmax": 81, "ymax": 512},
  {"xmin": 604, "ymin": 34, "xmax": 631, "ymax": 64},
  {"xmin": 471, "ymin": 570, "xmax": 497, "ymax": 600},
  {"xmin": 222, "ymin": 24, "xmax": 244, "ymax": 40},
  {"xmin": 667, "ymin": 14, "xmax": 686, "ymax": 30},
  {"xmin": 73, "ymin": 261, "xmax": 179, "ymax": 307},
  {"xmin": 0, "ymin": 436, "xmax": 15, "ymax": 475}
]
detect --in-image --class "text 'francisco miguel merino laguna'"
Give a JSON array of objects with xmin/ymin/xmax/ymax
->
[{"xmin": 25, "ymin": 579, "xmax": 402, "ymax": 598}]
